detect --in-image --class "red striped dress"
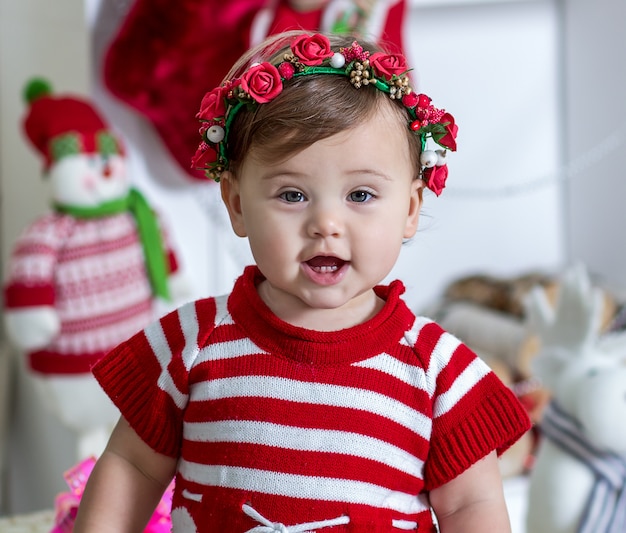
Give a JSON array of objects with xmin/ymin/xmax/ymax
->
[{"xmin": 93, "ymin": 265, "xmax": 530, "ymax": 532}]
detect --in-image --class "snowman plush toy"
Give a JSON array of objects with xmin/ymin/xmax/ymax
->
[{"xmin": 3, "ymin": 79, "xmax": 188, "ymax": 458}]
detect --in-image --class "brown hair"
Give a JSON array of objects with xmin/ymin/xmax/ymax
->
[{"xmin": 222, "ymin": 31, "xmax": 422, "ymax": 178}]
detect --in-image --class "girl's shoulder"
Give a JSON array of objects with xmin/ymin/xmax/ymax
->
[
  {"xmin": 403, "ymin": 315, "xmax": 467, "ymax": 359},
  {"xmin": 172, "ymin": 292, "xmax": 232, "ymax": 344},
  {"xmin": 402, "ymin": 315, "xmax": 482, "ymax": 379}
]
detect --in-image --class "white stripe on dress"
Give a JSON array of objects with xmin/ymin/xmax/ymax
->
[
  {"xmin": 192, "ymin": 376, "xmax": 431, "ymax": 439},
  {"xmin": 184, "ymin": 420, "xmax": 424, "ymax": 477},
  {"xmin": 433, "ymin": 357, "xmax": 491, "ymax": 418},
  {"xmin": 179, "ymin": 460, "xmax": 429, "ymax": 515},
  {"xmin": 145, "ymin": 316, "xmax": 189, "ymax": 409},
  {"xmin": 197, "ymin": 337, "xmax": 269, "ymax": 363},
  {"xmin": 352, "ymin": 352, "xmax": 428, "ymax": 390}
]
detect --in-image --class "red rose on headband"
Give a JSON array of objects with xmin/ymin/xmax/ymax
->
[
  {"xmin": 369, "ymin": 52, "xmax": 408, "ymax": 79},
  {"xmin": 423, "ymin": 164, "xmax": 449, "ymax": 196},
  {"xmin": 436, "ymin": 113, "xmax": 458, "ymax": 151},
  {"xmin": 191, "ymin": 142, "xmax": 218, "ymax": 169},
  {"xmin": 196, "ymin": 86, "xmax": 229, "ymax": 121},
  {"xmin": 291, "ymin": 34, "xmax": 334, "ymax": 66},
  {"xmin": 241, "ymin": 62, "xmax": 283, "ymax": 104}
]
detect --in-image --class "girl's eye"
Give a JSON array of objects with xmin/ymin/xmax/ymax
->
[
  {"xmin": 349, "ymin": 190, "xmax": 373, "ymax": 203},
  {"xmin": 280, "ymin": 190, "xmax": 306, "ymax": 202}
]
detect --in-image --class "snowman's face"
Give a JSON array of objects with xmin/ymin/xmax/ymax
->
[{"xmin": 49, "ymin": 152, "xmax": 129, "ymax": 207}]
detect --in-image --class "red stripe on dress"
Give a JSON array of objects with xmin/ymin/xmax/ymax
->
[
  {"xmin": 433, "ymin": 341, "xmax": 477, "ymax": 395},
  {"xmin": 190, "ymin": 349, "xmax": 431, "ymax": 412},
  {"xmin": 186, "ymin": 396, "xmax": 429, "ymax": 457},
  {"xmin": 182, "ymin": 441, "xmax": 422, "ymax": 494},
  {"xmin": 411, "ymin": 321, "xmax": 446, "ymax": 368}
]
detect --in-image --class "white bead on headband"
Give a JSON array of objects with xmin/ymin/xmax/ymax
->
[{"xmin": 193, "ymin": 33, "xmax": 458, "ymax": 196}]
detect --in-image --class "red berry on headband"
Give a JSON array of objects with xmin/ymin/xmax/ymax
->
[
  {"xmin": 416, "ymin": 94, "xmax": 431, "ymax": 108},
  {"xmin": 402, "ymin": 93, "xmax": 419, "ymax": 108},
  {"xmin": 278, "ymin": 62, "xmax": 296, "ymax": 80}
]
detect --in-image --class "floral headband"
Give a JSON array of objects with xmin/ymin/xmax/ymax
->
[{"xmin": 193, "ymin": 33, "xmax": 458, "ymax": 196}]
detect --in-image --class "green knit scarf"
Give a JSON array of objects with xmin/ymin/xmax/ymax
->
[{"xmin": 54, "ymin": 188, "xmax": 170, "ymax": 300}]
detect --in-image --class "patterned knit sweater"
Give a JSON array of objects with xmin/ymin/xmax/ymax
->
[
  {"xmin": 4, "ymin": 211, "xmax": 178, "ymax": 374},
  {"xmin": 93, "ymin": 265, "xmax": 531, "ymax": 532}
]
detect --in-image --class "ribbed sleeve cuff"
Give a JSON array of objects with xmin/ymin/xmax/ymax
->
[
  {"xmin": 424, "ymin": 376, "xmax": 531, "ymax": 490},
  {"xmin": 92, "ymin": 337, "xmax": 181, "ymax": 458}
]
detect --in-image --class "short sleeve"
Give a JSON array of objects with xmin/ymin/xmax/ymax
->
[
  {"xmin": 415, "ymin": 322, "xmax": 531, "ymax": 490},
  {"xmin": 93, "ymin": 298, "xmax": 217, "ymax": 457}
]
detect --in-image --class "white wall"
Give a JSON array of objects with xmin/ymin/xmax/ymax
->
[
  {"xmin": 1, "ymin": 0, "xmax": 566, "ymax": 515},
  {"xmin": 562, "ymin": 0, "xmax": 626, "ymax": 293},
  {"xmin": 392, "ymin": 0, "xmax": 564, "ymax": 309}
]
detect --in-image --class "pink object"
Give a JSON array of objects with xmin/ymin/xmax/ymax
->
[{"xmin": 50, "ymin": 457, "xmax": 173, "ymax": 532}]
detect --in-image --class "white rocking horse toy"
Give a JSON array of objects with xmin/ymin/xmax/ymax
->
[{"xmin": 525, "ymin": 265, "xmax": 626, "ymax": 533}]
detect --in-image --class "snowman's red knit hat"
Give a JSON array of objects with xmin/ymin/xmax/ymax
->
[{"xmin": 22, "ymin": 78, "xmax": 124, "ymax": 171}]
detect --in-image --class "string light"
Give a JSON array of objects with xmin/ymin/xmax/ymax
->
[{"xmin": 444, "ymin": 124, "xmax": 626, "ymax": 199}]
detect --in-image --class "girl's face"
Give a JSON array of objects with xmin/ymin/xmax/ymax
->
[{"xmin": 221, "ymin": 105, "xmax": 423, "ymax": 330}]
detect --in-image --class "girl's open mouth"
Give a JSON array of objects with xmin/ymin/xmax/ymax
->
[{"xmin": 302, "ymin": 256, "xmax": 348, "ymax": 284}]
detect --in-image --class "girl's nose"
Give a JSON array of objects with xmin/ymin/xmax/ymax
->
[{"xmin": 307, "ymin": 205, "xmax": 343, "ymax": 238}]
